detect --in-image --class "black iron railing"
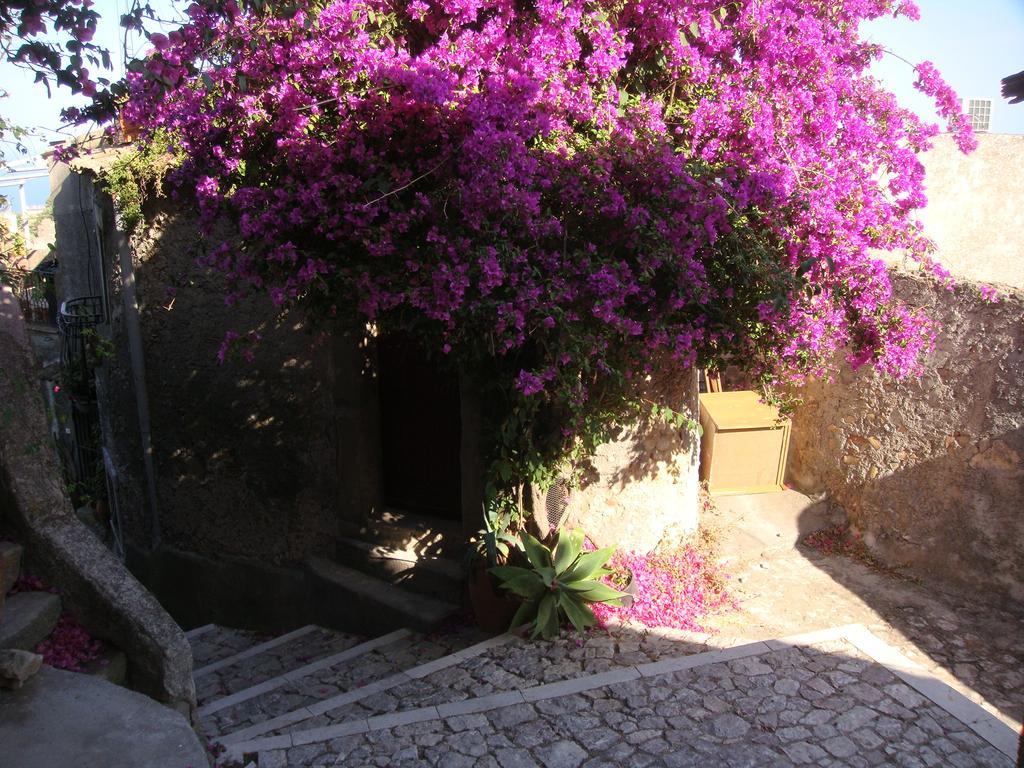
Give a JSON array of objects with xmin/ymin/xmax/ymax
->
[
  {"xmin": 57, "ymin": 295, "xmax": 106, "ymax": 502},
  {"xmin": 0, "ymin": 263, "xmax": 58, "ymax": 325}
]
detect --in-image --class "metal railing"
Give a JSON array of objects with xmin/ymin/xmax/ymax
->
[{"xmin": 0, "ymin": 264, "xmax": 58, "ymax": 325}]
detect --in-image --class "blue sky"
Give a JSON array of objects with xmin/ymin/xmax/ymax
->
[{"xmin": 2, "ymin": 0, "xmax": 1023, "ymax": 169}]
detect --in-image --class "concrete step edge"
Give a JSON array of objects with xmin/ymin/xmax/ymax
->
[{"xmin": 193, "ymin": 624, "xmax": 320, "ymax": 678}]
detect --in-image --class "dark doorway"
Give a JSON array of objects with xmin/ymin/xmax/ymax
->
[{"xmin": 377, "ymin": 333, "xmax": 462, "ymax": 520}]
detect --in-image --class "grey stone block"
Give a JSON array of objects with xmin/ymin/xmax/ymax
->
[
  {"xmin": 0, "ymin": 541, "xmax": 23, "ymax": 594},
  {"xmin": 0, "ymin": 666, "xmax": 206, "ymax": 768},
  {"xmin": 0, "ymin": 648, "xmax": 43, "ymax": 688},
  {"xmin": 0, "ymin": 591, "xmax": 61, "ymax": 650}
]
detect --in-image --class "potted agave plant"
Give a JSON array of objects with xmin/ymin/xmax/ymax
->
[
  {"xmin": 491, "ymin": 529, "xmax": 629, "ymax": 639},
  {"xmin": 467, "ymin": 498, "xmax": 523, "ymax": 633}
]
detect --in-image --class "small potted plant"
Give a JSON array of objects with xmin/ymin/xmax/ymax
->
[
  {"xmin": 491, "ymin": 528, "xmax": 629, "ymax": 639},
  {"xmin": 467, "ymin": 496, "xmax": 523, "ymax": 633},
  {"xmin": 607, "ymin": 564, "xmax": 638, "ymax": 609}
]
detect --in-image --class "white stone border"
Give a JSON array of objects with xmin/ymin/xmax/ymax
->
[
  {"xmin": 194, "ymin": 625, "xmax": 320, "ymax": 678},
  {"xmin": 184, "ymin": 623, "xmax": 217, "ymax": 641},
  {"xmin": 199, "ymin": 628, "xmax": 413, "ymax": 717},
  {"xmin": 223, "ymin": 624, "xmax": 1019, "ymax": 762},
  {"xmin": 218, "ymin": 631, "xmax": 517, "ymax": 746}
]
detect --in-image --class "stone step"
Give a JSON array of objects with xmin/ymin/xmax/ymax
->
[
  {"xmin": 1, "ymin": 665, "xmax": 206, "ymax": 767},
  {"xmin": 334, "ymin": 536, "xmax": 464, "ymax": 602},
  {"xmin": 189, "ymin": 624, "xmax": 275, "ymax": 669},
  {"xmin": 210, "ymin": 624, "xmax": 494, "ymax": 746},
  {"xmin": 341, "ymin": 508, "xmax": 465, "ymax": 560},
  {"xmin": 199, "ymin": 627, "xmax": 415, "ymax": 738},
  {"xmin": 277, "ymin": 622, "xmax": 711, "ymax": 730},
  {"xmin": 0, "ymin": 541, "xmax": 23, "ymax": 594},
  {"xmin": 194, "ymin": 625, "xmax": 365, "ymax": 708},
  {"xmin": 305, "ymin": 556, "xmax": 459, "ymax": 636},
  {"xmin": 0, "ymin": 591, "xmax": 61, "ymax": 651}
]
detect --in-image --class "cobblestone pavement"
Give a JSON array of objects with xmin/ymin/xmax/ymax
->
[
  {"xmin": 190, "ymin": 625, "xmax": 271, "ymax": 668},
  {"xmin": 252, "ymin": 637, "xmax": 1013, "ymax": 768},
  {"xmin": 702, "ymin": 537, "xmax": 1024, "ymax": 731},
  {"xmin": 280, "ymin": 627, "xmax": 712, "ymax": 734},
  {"xmin": 207, "ymin": 625, "xmax": 487, "ymax": 737},
  {"xmin": 195, "ymin": 627, "xmax": 365, "ymax": 707}
]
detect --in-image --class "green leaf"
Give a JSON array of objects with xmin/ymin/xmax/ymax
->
[
  {"xmin": 498, "ymin": 573, "xmax": 546, "ymax": 599},
  {"xmin": 552, "ymin": 529, "xmax": 583, "ymax": 574},
  {"xmin": 521, "ymin": 532, "xmax": 551, "ymax": 572},
  {"xmin": 561, "ymin": 546, "xmax": 616, "ymax": 582},
  {"xmin": 558, "ymin": 592, "xmax": 597, "ymax": 633},
  {"xmin": 509, "ymin": 598, "xmax": 539, "ymax": 632},
  {"xmin": 563, "ymin": 580, "xmax": 629, "ymax": 604},
  {"xmin": 534, "ymin": 593, "xmax": 559, "ymax": 639}
]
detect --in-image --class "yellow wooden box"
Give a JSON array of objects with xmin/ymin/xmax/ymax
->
[{"xmin": 698, "ymin": 390, "xmax": 791, "ymax": 495}]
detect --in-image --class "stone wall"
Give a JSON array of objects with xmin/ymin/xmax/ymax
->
[
  {"xmin": 539, "ymin": 368, "xmax": 700, "ymax": 554},
  {"xmin": 787, "ymin": 272, "xmax": 1024, "ymax": 601},
  {"xmin": 880, "ymin": 134, "xmax": 1024, "ymax": 289},
  {"xmin": 116, "ymin": 201, "xmax": 342, "ymax": 563}
]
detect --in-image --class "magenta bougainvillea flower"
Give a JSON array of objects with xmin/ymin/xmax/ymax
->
[
  {"xmin": 117, "ymin": 0, "xmax": 973, "ymax": 484},
  {"xmin": 592, "ymin": 547, "xmax": 735, "ymax": 631}
]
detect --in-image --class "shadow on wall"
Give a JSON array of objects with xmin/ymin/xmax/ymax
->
[
  {"xmin": 784, "ymin": 271, "xmax": 1024, "ymax": 727},
  {"xmin": 106, "ymin": 202, "xmax": 341, "ymax": 565},
  {"xmin": 787, "ymin": 271, "xmax": 1024, "ymax": 603}
]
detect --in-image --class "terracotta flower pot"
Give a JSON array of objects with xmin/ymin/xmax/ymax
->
[{"xmin": 468, "ymin": 561, "xmax": 520, "ymax": 634}]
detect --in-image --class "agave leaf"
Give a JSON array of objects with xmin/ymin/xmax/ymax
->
[
  {"xmin": 509, "ymin": 598, "xmax": 538, "ymax": 632},
  {"xmin": 537, "ymin": 566, "xmax": 556, "ymax": 587},
  {"xmin": 563, "ymin": 580, "xmax": 629, "ymax": 604},
  {"xmin": 534, "ymin": 593, "xmax": 558, "ymax": 639},
  {"xmin": 561, "ymin": 546, "xmax": 617, "ymax": 582},
  {"xmin": 558, "ymin": 591, "xmax": 597, "ymax": 633},
  {"xmin": 496, "ymin": 572, "xmax": 545, "ymax": 599},
  {"xmin": 521, "ymin": 531, "xmax": 551, "ymax": 572},
  {"xmin": 552, "ymin": 530, "xmax": 580, "ymax": 575},
  {"xmin": 490, "ymin": 565, "xmax": 536, "ymax": 582}
]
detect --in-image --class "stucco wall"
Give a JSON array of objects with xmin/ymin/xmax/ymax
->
[
  {"xmin": 882, "ymin": 134, "xmax": 1024, "ymax": 289},
  {"xmin": 787, "ymin": 272, "xmax": 1024, "ymax": 601}
]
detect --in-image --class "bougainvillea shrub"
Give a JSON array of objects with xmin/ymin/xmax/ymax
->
[{"xmin": 118, "ymin": 0, "xmax": 973, "ymax": 492}]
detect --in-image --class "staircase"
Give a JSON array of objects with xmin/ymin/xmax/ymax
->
[
  {"xmin": 305, "ymin": 508, "xmax": 466, "ymax": 636},
  {"xmin": 0, "ymin": 540, "xmax": 127, "ymax": 683},
  {"xmin": 191, "ymin": 614, "xmax": 718, "ymax": 766}
]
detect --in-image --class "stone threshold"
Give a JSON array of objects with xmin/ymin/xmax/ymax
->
[
  {"xmin": 199, "ymin": 628, "xmax": 411, "ymax": 717},
  {"xmin": 223, "ymin": 624, "xmax": 1019, "ymax": 763},
  {"xmin": 218, "ymin": 630, "xmax": 517, "ymax": 745}
]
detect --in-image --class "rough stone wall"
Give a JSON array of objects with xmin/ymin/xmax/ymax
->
[
  {"xmin": 788, "ymin": 272, "xmax": 1024, "ymax": 601},
  {"xmin": 113, "ymin": 201, "xmax": 340, "ymax": 563},
  {"xmin": 557, "ymin": 367, "xmax": 700, "ymax": 553}
]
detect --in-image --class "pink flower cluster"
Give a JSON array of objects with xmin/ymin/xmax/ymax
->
[
  {"xmin": 120, "ymin": 0, "xmax": 970, "ymax": 416},
  {"xmin": 593, "ymin": 547, "xmax": 734, "ymax": 631},
  {"xmin": 34, "ymin": 614, "xmax": 106, "ymax": 672}
]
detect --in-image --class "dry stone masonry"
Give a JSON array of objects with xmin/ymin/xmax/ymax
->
[{"xmin": 788, "ymin": 272, "xmax": 1024, "ymax": 601}]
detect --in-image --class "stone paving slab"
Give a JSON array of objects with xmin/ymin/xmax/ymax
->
[{"xmin": 226, "ymin": 626, "xmax": 1016, "ymax": 767}]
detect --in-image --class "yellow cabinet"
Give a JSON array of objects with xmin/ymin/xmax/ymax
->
[{"xmin": 698, "ymin": 391, "xmax": 790, "ymax": 495}]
